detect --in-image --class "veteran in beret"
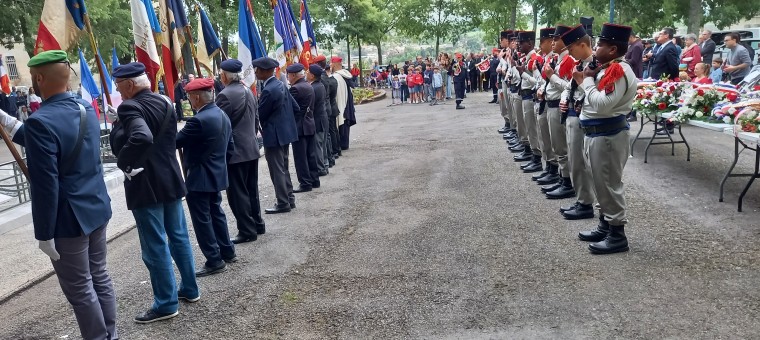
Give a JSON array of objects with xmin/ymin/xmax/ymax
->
[
  {"xmin": 287, "ymin": 63, "xmax": 320, "ymax": 192},
  {"xmin": 0, "ymin": 50, "xmax": 117, "ymax": 338}
]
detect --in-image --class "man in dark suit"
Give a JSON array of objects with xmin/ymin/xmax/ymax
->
[
  {"xmin": 216, "ymin": 59, "xmax": 265, "ymax": 244},
  {"xmin": 323, "ymin": 59, "xmax": 341, "ymax": 163},
  {"xmin": 314, "ymin": 55, "xmax": 335, "ymax": 168},
  {"xmin": 488, "ymin": 48, "xmax": 500, "ymax": 103},
  {"xmin": 177, "ymin": 78, "xmax": 235, "ymax": 277},
  {"xmin": 465, "ymin": 53, "xmax": 477, "ymax": 93},
  {"xmin": 307, "ymin": 64, "xmax": 330, "ymax": 177},
  {"xmin": 699, "ymin": 29, "xmax": 716, "ymax": 65},
  {"xmin": 109, "ymin": 62, "xmax": 198, "ymax": 323},
  {"xmin": 287, "ymin": 63, "xmax": 320, "ymax": 192},
  {"xmin": 626, "ymin": 32, "xmax": 644, "ymax": 78},
  {"xmin": 0, "ymin": 50, "xmax": 117, "ymax": 340},
  {"xmin": 648, "ymin": 27, "xmax": 680, "ymax": 80},
  {"xmin": 254, "ymin": 57, "xmax": 299, "ymax": 214}
]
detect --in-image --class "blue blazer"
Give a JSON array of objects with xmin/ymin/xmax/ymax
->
[
  {"xmin": 176, "ymin": 103, "xmax": 234, "ymax": 192},
  {"xmin": 258, "ymin": 77, "xmax": 299, "ymax": 148},
  {"xmin": 13, "ymin": 93, "xmax": 112, "ymax": 240},
  {"xmin": 649, "ymin": 43, "xmax": 679, "ymax": 80}
]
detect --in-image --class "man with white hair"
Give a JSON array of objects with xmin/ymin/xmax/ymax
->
[
  {"xmin": 109, "ymin": 62, "xmax": 199, "ymax": 323},
  {"xmin": 216, "ymin": 59, "xmax": 265, "ymax": 244}
]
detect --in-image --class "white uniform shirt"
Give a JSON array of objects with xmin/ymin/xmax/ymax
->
[{"xmin": 580, "ymin": 60, "xmax": 638, "ymax": 120}]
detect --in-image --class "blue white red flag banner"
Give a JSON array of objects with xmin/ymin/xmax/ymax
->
[
  {"xmin": 34, "ymin": 0, "xmax": 87, "ymax": 54},
  {"xmin": 239, "ymin": 0, "xmax": 268, "ymax": 87}
]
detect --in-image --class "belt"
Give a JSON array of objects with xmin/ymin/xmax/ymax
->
[
  {"xmin": 519, "ymin": 89, "xmax": 535, "ymax": 96},
  {"xmin": 581, "ymin": 119, "xmax": 629, "ymax": 137},
  {"xmin": 509, "ymin": 86, "xmax": 519, "ymax": 93},
  {"xmin": 567, "ymin": 108, "xmax": 580, "ymax": 117},
  {"xmin": 547, "ymin": 100, "xmax": 561, "ymax": 108}
]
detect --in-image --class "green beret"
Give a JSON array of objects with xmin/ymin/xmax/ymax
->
[{"xmin": 28, "ymin": 50, "xmax": 69, "ymax": 67}]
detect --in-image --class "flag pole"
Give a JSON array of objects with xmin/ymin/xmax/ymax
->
[
  {"xmin": 0, "ymin": 128, "xmax": 29, "ymax": 179},
  {"xmin": 83, "ymin": 14, "xmax": 113, "ymax": 107},
  {"xmin": 184, "ymin": 25, "xmax": 204, "ymax": 77}
]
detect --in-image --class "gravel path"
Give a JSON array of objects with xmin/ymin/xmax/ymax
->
[{"xmin": 1, "ymin": 92, "xmax": 760, "ymax": 339}]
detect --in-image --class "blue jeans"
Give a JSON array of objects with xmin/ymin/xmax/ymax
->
[{"xmin": 132, "ymin": 199, "xmax": 199, "ymax": 314}]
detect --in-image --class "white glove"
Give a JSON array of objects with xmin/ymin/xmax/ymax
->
[
  {"xmin": 123, "ymin": 167, "xmax": 144, "ymax": 180},
  {"xmin": 39, "ymin": 239, "xmax": 60, "ymax": 261},
  {"xmin": 106, "ymin": 105, "xmax": 118, "ymax": 123},
  {"xmin": 0, "ymin": 109, "xmax": 22, "ymax": 138}
]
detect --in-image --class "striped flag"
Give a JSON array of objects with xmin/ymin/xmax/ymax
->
[
  {"xmin": 238, "ymin": 0, "xmax": 267, "ymax": 87},
  {"xmin": 197, "ymin": 6, "xmax": 221, "ymax": 77},
  {"xmin": 0, "ymin": 57, "xmax": 10, "ymax": 95},
  {"xmin": 34, "ymin": 0, "xmax": 87, "ymax": 54},
  {"xmin": 99, "ymin": 49, "xmax": 122, "ymax": 108},
  {"xmin": 299, "ymin": 0, "xmax": 317, "ymax": 67},
  {"xmin": 158, "ymin": 0, "xmax": 183, "ymax": 100},
  {"xmin": 272, "ymin": 0, "xmax": 300, "ymax": 68},
  {"xmin": 130, "ymin": 0, "xmax": 162, "ymax": 91},
  {"xmin": 78, "ymin": 49, "xmax": 101, "ymax": 117}
]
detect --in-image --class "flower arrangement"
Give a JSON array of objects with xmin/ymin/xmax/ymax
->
[
  {"xmin": 735, "ymin": 106, "xmax": 760, "ymax": 133},
  {"xmin": 634, "ymin": 81, "xmax": 689, "ymax": 119},
  {"xmin": 671, "ymin": 87, "xmax": 726, "ymax": 123}
]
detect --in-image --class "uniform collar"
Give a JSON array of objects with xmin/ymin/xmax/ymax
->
[
  {"xmin": 198, "ymin": 102, "xmax": 217, "ymax": 112},
  {"xmin": 41, "ymin": 92, "xmax": 74, "ymax": 106}
]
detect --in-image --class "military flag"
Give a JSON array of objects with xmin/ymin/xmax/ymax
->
[{"xmin": 34, "ymin": 0, "xmax": 87, "ymax": 54}]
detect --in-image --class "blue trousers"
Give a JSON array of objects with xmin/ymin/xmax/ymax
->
[
  {"xmin": 132, "ymin": 199, "xmax": 199, "ymax": 314},
  {"xmin": 186, "ymin": 191, "xmax": 235, "ymax": 268}
]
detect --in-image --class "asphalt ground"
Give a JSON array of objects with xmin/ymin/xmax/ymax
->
[{"xmin": 1, "ymin": 91, "xmax": 760, "ymax": 339}]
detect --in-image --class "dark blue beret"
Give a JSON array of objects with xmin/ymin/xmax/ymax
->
[
  {"xmin": 113, "ymin": 62, "xmax": 146, "ymax": 78},
  {"xmin": 220, "ymin": 59, "xmax": 243, "ymax": 73},
  {"xmin": 286, "ymin": 63, "xmax": 305, "ymax": 73},
  {"xmin": 251, "ymin": 57, "xmax": 279, "ymax": 70},
  {"xmin": 308, "ymin": 64, "xmax": 323, "ymax": 77}
]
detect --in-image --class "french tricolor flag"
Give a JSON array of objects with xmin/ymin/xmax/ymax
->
[
  {"xmin": 34, "ymin": 0, "xmax": 87, "ymax": 54},
  {"xmin": 299, "ymin": 0, "xmax": 317, "ymax": 67},
  {"xmin": 78, "ymin": 49, "xmax": 101, "ymax": 118},
  {"xmin": 129, "ymin": 0, "xmax": 161, "ymax": 91},
  {"xmin": 238, "ymin": 0, "xmax": 267, "ymax": 88}
]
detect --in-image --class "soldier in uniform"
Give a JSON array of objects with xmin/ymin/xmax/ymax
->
[
  {"xmin": 497, "ymin": 30, "xmax": 513, "ymax": 133},
  {"xmin": 487, "ymin": 48, "xmax": 500, "ymax": 103},
  {"xmin": 287, "ymin": 63, "xmax": 319, "ymax": 193},
  {"xmin": 533, "ymin": 27, "xmax": 559, "ymax": 184},
  {"xmin": 507, "ymin": 33, "xmax": 530, "ymax": 159},
  {"xmin": 541, "ymin": 25, "xmax": 577, "ymax": 199},
  {"xmin": 574, "ymin": 23, "xmax": 637, "ymax": 254},
  {"xmin": 515, "ymin": 31, "xmax": 543, "ymax": 173},
  {"xmin": 452, "ymin": 53, "xmax": 467, "ymax": 109}
]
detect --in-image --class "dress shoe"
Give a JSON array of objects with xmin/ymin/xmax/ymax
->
[
  {"xmin": 522, "ymin": 155, "xmax": 543, "ymax": 173},
  {"xmin": 231, "ymin": 235, "xmax": 256, "ymax": 244},
  {"xmin": 532, "ymin": 167, "xmax": 550, "ymax": 181},
  {"xmin": 488, "ymin": 99, "xmax": 497, "ymax": 103},
  {"xmin": 519, "ymin": 160, "xmax": 533, "ymax": 169},
  {"xmin": 498, "ymin": 126, "xmax": 509, "ymax": 133},
  {"xmin": 559, "ymin": 200, "xmax": 579, "ymax": 213},
  {"xmin": 562, "ymin": 202, "xmax": 594, "ymax": 220},
  {"xmin": 546, "ymin": 178, "xmax": 575, "ymax": 199},
  {"xmin": 579, "ymin": 215, "xmax": 610, "ymax": 242},
  {"xmin": 290, "ymin": 202, "xmax": 296, "ymax": 209},
  {"xmin": 312, "ymin": 182, "xmax": 321, "ymax": 189},
  {"xmin": 319, "ymin": 170, "xmax": 329, "ymax": 176},
  {"xmin": 223, "ymin": 256, "xmax": 239, "ymax": 263},
  {"xmin": 541, "ymin": 179, "xmax": 562, "ymax": 193},
  {"xmin": 513, "ymin": 149, "xmax": 532, "ymax": 161},
  {"xmin": 293, "ymin": 186, "xmax": 312, "ymax": 193},
  {"xmin": 456, "ymin": 104, "xmax": 466, "ymax": 109},
  {"xmin": 196, "ymin": 263, "xmax": 227, "ymax": 277},
  {"xmin": 536, "ymin": 172, "xmax": 559, "ymax": 185},
  {"xmin": 588, "ymin": 225, "xmax": 629, "ymax": 254},
  {"xmin": 265, "ymin": 206, "xmax": 291, "ymax": 214},
  {"xmin": 534, "ymin": 163, "xmax": 557, "ymax": 182},
  {"xmin": 134, "ymin": 309, "xmax": 179, "ymax": 324}
]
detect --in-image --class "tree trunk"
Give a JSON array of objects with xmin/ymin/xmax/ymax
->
[
  {"xmin": 510, "ymin": 0, "xmax": 517, "ymax": 31},
  {"xmin": 358, "ymin": 35, "xmax": 363, "ymax": 86},
  {"xmin": 346, "ymin": 35, "xmax": 351, "ymax": 69},
  {"xmin": 532, "ymin": 3, "xmax": 538, "ymax": 32},
  {"xmin": 687, "ymin": 0, "xmax": 702, "ymax": 34},
  {"xmin": 435, "ymin": 35, "xmax": 440, "ymax": 57},
  {"xmin": 377, "ymin": 41, "xmax": 383, "ymax": 65}
]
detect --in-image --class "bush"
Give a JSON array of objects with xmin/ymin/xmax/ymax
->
[{"xmin": 352, "ymin": 88, "xmax": 376, "ymax": 104}]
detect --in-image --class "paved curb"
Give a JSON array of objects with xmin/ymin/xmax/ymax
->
[{"xmin": 359, "ymin": 90, "xmax": 386, "ymax": 104}]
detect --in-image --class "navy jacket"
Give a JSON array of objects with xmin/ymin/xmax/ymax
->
[
  {"xmin": 110, "ymin": 89, "xmax": 187, "ymax": 210},
  {"xmin": 176, "ymin": 103, "xmax": 233, "ymax": 192},
  {"xmin": 258, "ymin": 77, "xmax": 299, "ymax": 147},
  {"xmin": 216, "ymin": 81, "xmax": 260, "ymax": 164},
  {"xmin": 13, "ymin": 93, "xmax": 111, "ymax": 240},
  {"xmin": 311, "ymin": 79, "xmax": 328, "ymax": 132},
  {"xmin": 289, "ymin": 77, "xmax": 316, "ymax": 137},
  {"xmin": 649, "ymin": 42, "xmax": 680, "ymax": 80},
  {"xmin": 325, "ymin": 75, "xmax": 340, "ymax": 118}
]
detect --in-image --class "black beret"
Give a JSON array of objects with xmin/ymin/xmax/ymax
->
[
  {"xmin": 220, "ymin": 59, "xmax": 243, "ymax": 73},
  {"xmin": 308, "ymin": 64, "xmax": 323, "ymax": 77},
  {"xmin": 286, "ymin": 63, "xmax": 305, "ymax": 73},
  {"xmin": 251, "ymin": 57, "xmax": 279, "ymax": 70},
  {"xmin": 113, "ymin": 62, "xmax": 146, "ymax": 79},
  {"xmin": 598, "ymin": 23, "xmax": 633, "ymax": 44}
]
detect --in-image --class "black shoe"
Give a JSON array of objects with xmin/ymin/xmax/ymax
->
[
  {"xmin": 312, "ymin": 182, "xmax": 321, "ymax": 189},
  {"xmin": 293, "ymin": 186, "xmax": 312, "ymax": 193},
  {"xmin": 546, "ymin": 178, "xmax": 575, "ymax": 199},
  {"xmin": 536, "ymin": 172, "xmax": 560, "ymax": 185},
  {"xmin": 498, "ymin": 126, "xmax": 509, "ymax": 134},
  {"xmin": 319, "ymin": 171, "xmax": 329, "ymax": 176},
  {"xmin": 579, "ymin": 216, "xmax": 610, "ymax": 242},
  {"xmin": 456, "ymin": 105, "xmax": 465, "ymax": 109},
  {"xmin": 559, "ymin": 200, "xmax": 579, "ymax": 213},
  {"xmin": 532, "ymin": 169, "xmax": 550, "ymax": 181},
  {"xmin": 513, "ymin": 149, "xmax": 532, "ymax": 161},
  {"xmin": 508, "ymin": 143, "xmax": 525, "ymax": 153},
  {"xmin": 265, "ymin": 205, "xmax": 291, "ymax": 214},
  {"xmin": 562, "ymin": 203, "xmax": 594, "ymax": 220},
  {"xmin": 134, "ymin": 309, "xmax": 179, "ymax": 324},
  {"xmin": 196, "ymin": 263, "xmax": 227, "ymax": 277},
  {"xmin": 223, "ymin": 256, "xmax": 238, "ymax": 263},
  {"xmin": 541, "ymin": 180, "xmax": 562, "ymax": 193},
  {"xmin": 522, "ymin": 155, "xmax": 543, "ymax": 173},
  {"xmin": 519, "ymin": 160, "xmax": 534, "ymax": 169},
  {"xmin": 589, "ymin": 225, "xmax": 629, "ymax": 254},
  {"xmin": 231, "ymin": 235, "xmax": 256, "ymax": 244},
  {"xmin": 256, "ymin": 226, "xmax": 266, "ymax": 235},
  {"xmin": 290, "ymin": 202, "xmax": 296, "ymax": 209},
  {"xmin": 178, "ymin": 292, "xmax": 200, "ymax": 303},
  {"xmin": 627, "ymin": 115, "xmax": 638, "ymax": 122},
  {"xmin": 488, "ymin": 99, "xmax": 497, "ymax": 103}
]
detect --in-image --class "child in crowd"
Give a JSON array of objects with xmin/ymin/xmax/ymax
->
[
  {"xmin": 678, "ymin": 71, "xmax": 689, "ymax": 82},
  {"xmin": 370, "ymin": 69, "xmax": 379, "ymax": 88},
  {"xmin": 409, "ymin": 69, "xmax": 419, "ymax": 103},
  {"xmin": 710, "ymin": 58, "xmax": 724, "ymax": 84},
  {"xmin": 432, "ymin": 66, "xmax": 443, "ymax": 103},
  {"xmin": 399, "ymin": 71, "xmax": 409, "ymax": 103},
  {"xmin": 423, "ymin": 66, "xmax": 433, "ymax": 102},
  {"xmin": 413, "ymin": 67, "xmax": 424, "ymax": 103},
  {"xmin": 391, "ymin": 76, "xmax": 401, "ymax": 105}
]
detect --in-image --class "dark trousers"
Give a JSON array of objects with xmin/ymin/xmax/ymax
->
[
  {"xmin": 315, "ymin": 115, "xmax": 329, "ymax": 173},
  {"xmin": 340, "ymin": 123, "xmax": 351, "ymax": 150},
  {"xmin": 731, "ymin": 77, "xmax": 745, "ymax": 85},
  {"xmin": 227, "ymin": 159, "xmax": 265, "ymax": 239},
  {"xmin": 186, "ymin": 191, "xmax": 235, "ymax": 268},
  {"xmin": 490, "ymin": 77, "xmax": 498, "ymax": 98},
  {"xmin": 468, "ymin": 72, "xmax": 478, "ymax": 92},
  {"xmin": 52, "ymin": 225, "xmax": 118, "ymax": 340},
  {"xmin": 175, "ymin": 102, "xmax": 184, "ymax": 121},
  {"xmin": 264, "ymin": 145, "xmax": 295, "ymax": 208},
  {"xmin": 455, "ymin": 81, "xmax": 466, "ymax": 100},
  {"xmin": 292, "ymin": 134, "xmax": 320, "ymax": 188},
  {"xmin": 329, "ymin": 115, "xmax": 341, "ymax": 156}
]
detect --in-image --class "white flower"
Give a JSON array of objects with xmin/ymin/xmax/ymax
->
[
  {"xmin": 696, "ymin": 111, "xmax": 704, "ymax": 118},
  {"xmin": 729, "ymin": 107, "xmax": 737, "ymax": 114},
  {"xmin": 724, "ymin": 116, "xmax": 732, "ymax": 124}
]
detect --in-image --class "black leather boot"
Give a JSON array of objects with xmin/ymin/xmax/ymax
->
[
  {"xmin": 561, "ymin": 202, "xmax": 594, "ymax": 219},
  {"xmin": 520, "ymin": 160, "xmax": 533, "ymax": 169},
  {"xmin": 532, "ymin": 163, "xmax": 551, "ymax": 181},
  {"xmin": 536, "ymin": 164, "xmax": 560, "ymax": 185},
  {"xmin": 559, "ymin": 200, "xmax": 578, "ymax": 213},
  {"xmin": 542, "ymin": 177, "xmax": 563, "ymax": 193},
  {"xmin": 546, "ymin": 177, "xmax": 575, "ymax": 199},
  {"xmin": 497, "ymin": 125, "xmax": 509, "ymax": 133},
  {"xmin": 509, "ymin": 143, "xmax": 525, "ymax": 152},
  {"xmin": 507, "ymin": 139, "xmax": 520, "ymax": 147},
  {"xmin": 579, "ymin": 215, "xmax": 610, "ymax": 242},
  {"xmin": 522, "ymin": 155, "xmax": 543, "ymax": 173},
  {"xmin": 513, "ymin": 148, "xmax": 532, "ymax": 161},
  {"xmin": 588, "ymin": 225, "xmax": 629, "ymax": 254}
]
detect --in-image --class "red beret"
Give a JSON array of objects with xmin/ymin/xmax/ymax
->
[
  {"xmin": 492, "ymin": 48, "xmax": 500, "ymax": 53},
  {"xmin": 313, "ymin": 55, "xmax": 326, "ymax": 62},
  {"xmin": 184, "ymin": 78, "xmax": 214, "ymax": 92},
  {"xmin": 331, "ymin": 56, "xmax": 343, "ymax": 63},
  {"xmin": 455, "ymin": 53, "xmax": 463, "ymax": 58}
]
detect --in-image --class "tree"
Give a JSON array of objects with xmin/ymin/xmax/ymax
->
[
  {"xmin": 0, "ymin": 0, "xmax": 42, "ymax": 57},
  {"xmin": 396, "ymin": 0, "xmax": 481, "ymax": 56}
]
